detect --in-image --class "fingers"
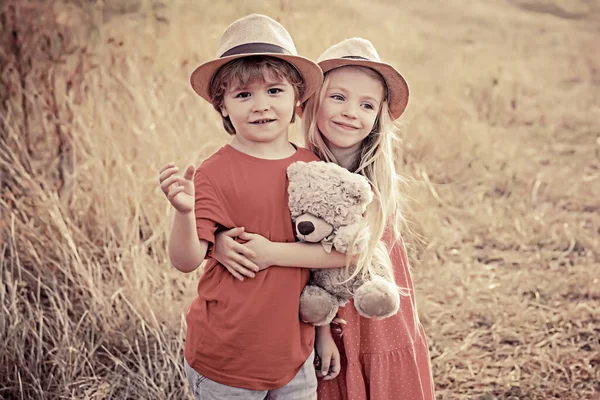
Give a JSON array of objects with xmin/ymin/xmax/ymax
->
[
  {"xmin": 183, "ymin": 164, "xmax": 195, "ymax": 180},
  {"xmin": 161, "ymin": 174, "xmax": 180, "ymax": 195},
  {"xmin": 225, "ymin": 261, "xmax": 256, "ymax": 279},
  {"xmin": 232, "ymin": 252, "xmax": 259, "ymax": 272},
  {"xmin": 159, "ymin": 165, "xmax": 178, "ymax": 183},
  {"xmin": 324, "ymin": 352, "xmax": 341, "ymax": 380},
  {"xmin": 319, "ymin": 355, "xmax": 331, "ymax": 378},
  {"xmin": 332, "ymin": 317, "xmax": 347, "ymax": 326},
  {"xmin": 158, "ymin": 162, "xmax": 176, "ymax": 175},
  {"xmin": 314, "ymin": 356, "xmax": 323, "ymax": 377},
  {"xmin": 238, "ymin": 232, "xmax": 256, "ymax": 241},
  {"xmin": 233, "ymin": 261, "xmax": 256, "ymax": 278},
  {"xmin": 222, "ymin": 227, "xmax": 245, "ymax": 238},
  {"xmin": 224, "ymin": 265, "xmax": 245, "ymax": 281},
  {"xmin": 233, "ymin": 241, "xmax": 257, "ymax": 260},
  {"xmin": 159, "ymin": 164, "xmax": 194, "ymax": 195}
]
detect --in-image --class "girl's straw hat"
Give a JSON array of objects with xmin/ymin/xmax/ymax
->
[
  {"xmin": 190, "ymin": 14, "xmax": 323, "ymax": 104},
  {"xmin": 317, "ymin": 38, "xmax": 409, "ymax": 119}
]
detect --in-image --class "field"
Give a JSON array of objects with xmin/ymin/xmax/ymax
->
[{"xmin": 1, "ymin": 0, "xmax": 599, "ymax": 398}]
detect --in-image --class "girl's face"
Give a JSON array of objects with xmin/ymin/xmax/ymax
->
[{"xmin": 316, "ymin": 67, "xmax": 385, "ymax": 154}]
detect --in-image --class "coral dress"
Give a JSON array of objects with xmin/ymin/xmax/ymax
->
[{"xmin": 317, "ymin": 232, "xmax": 435, "ymax": 400}]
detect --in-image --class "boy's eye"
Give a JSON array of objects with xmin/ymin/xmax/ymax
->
[
  {"xmin": 331, "ymin": 94, "xmax": 344, "ymax": 101},
  {"xmin": 235, "ymin": 92, "xmax": 251, "ymax": 98},
  {"xmin": 268, "ymin": 88, "xmax": 283, "ymax": 95}
]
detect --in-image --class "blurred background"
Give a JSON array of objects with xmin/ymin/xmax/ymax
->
[{"xmin": 1, "ymin": 0, "xmax": 598, "ymax": 398}]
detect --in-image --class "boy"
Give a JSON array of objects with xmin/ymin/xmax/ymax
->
[{"xmin": 158, "ymin": 14, "xmax": 326, "ymax": 399}]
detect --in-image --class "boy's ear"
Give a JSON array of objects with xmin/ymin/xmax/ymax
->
[{"xmin": 220, "ymin": 106, "xmax": 229, "ymax": 117}]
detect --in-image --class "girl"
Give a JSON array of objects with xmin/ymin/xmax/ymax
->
[{"xmin": 213, "ymin": 38, "xmax": 435, "ymax": 399}]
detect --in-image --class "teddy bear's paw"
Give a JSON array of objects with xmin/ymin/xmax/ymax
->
[
  {"xmin": 299, "ymin": 286, "xmax": 341, "ymax": 326},
  {"xmin": 353, "ymin": 278, "xmax": 400, "ymax": 319}
]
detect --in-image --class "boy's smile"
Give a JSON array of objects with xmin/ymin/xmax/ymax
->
[{"xmin": 249, "ymin": 118, "xmax": 276, "ymax": 124}]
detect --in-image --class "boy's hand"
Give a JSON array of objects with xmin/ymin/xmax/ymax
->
[
  {"xmin": 159, "ymin": 163, "xmax": 195, "ymax": 213},
  {"xmin": 315, "ymin": 326, "xmax": 341, "ymax": 380},
  {"xmin": 214, "ymin": 227, "xmax": 260, "ymax": 281}
]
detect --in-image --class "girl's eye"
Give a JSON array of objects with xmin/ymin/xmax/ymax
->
[
  {"xmin": 362, "ymin": 103, "xmax": 374, "ymax": 110},
  {"xmin": 331, "ymin": 94, "xmax": 344, "ymax": 101},
  {"xmin": 235, "ymin": 92, "xmax": 251, "ymax": 98},
  {"xmin": 268, "ymin": 88, "xmax": 283, "ymax": 95}
]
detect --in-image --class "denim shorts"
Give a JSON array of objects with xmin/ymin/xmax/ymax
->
[{"xmin": 184, "ymin": 351, "xmax": 317, "ymax": 400}]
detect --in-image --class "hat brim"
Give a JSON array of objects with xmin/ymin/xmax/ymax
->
[
  {"xmin": 302, "ymin": 59, "xmax": 409, "ymax": 120},
  {"xmin": 190, "ymin": 53, "xmax": 323, "ymax": 104}
]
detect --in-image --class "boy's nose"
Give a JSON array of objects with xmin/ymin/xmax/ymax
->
[
  {"xmin": 297, "ymin": 221, "xmax": 315, "ymax": 236},
  {"xmin": 252, "ymin": 95, "xmax": 271, "ymax": 112},
  {"xmin": 252, "ymin": 103, "xmax": 270, "ymax": 112}
]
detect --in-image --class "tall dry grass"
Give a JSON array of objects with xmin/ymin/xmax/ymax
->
[{"xmin": 1, "ymin": 0, "xmax": 599, "ymax": 399}]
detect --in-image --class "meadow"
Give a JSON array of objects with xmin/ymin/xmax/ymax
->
[{"xmin": 1, "ymin": 0, "xmax": 598, "ymax": 398}]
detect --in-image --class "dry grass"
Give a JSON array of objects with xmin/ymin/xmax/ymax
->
[{"xmin": 1, "ymin": 0, "xmax": 598, "ymax": 399}]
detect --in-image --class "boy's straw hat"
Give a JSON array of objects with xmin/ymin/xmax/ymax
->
[
  {"xmin": 190, "ymin": 14, "xmax": 323, "ymax": 104},
  {"xmin": 317, "ymin": 38, "xmax": 409, "ymax": 120}
]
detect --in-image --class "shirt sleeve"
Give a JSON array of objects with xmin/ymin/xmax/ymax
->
[{"xmin": 194, "ymin": 169, "xmax": 229, "ymax": 257}]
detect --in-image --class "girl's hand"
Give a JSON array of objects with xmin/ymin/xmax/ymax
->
[
  {"xmin": 315, "ymin": 325, "xmax": 341, "ymax": 380},
  {"xmin": 214, "ymin": 227, "xmax": 260, "ymax": 281},
  {"xmin": 237, "ymin": 232, "xmax": 275, "ymax": 271},
  {"xmin": 159, "ymin": 163, "xmax": 195, "ymax": 214}
]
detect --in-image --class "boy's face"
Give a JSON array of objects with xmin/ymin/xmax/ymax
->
[{"xmin": 221, "ymin": 76, "xmax": 296, "ymax": 144}]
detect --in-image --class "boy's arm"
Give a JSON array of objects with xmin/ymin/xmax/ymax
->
[
  {"xmin": 168, "ymin": 210, "xmax": 208, "ymax": 273},
  {"xmin": 159, "ymin": 163, "xmax": 208, "ymax": 273}
]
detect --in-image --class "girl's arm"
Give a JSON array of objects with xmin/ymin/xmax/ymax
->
[
  {"xmin": 213, "ymin": 228, "xmax": 347, "ymax": 272},
  {"xmin": 266, "ymin": 240, "xmax": 347, "ymax": 269},
  {"xmin": 315, "ymin": 324, "xmax": 341, "ymax": 380}
]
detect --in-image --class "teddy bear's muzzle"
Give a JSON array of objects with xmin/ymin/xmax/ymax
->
[
  {"xmin": 297, "ymin": 221, "xmax": 315, "ymax": 235},
  {"xmin": 295, "ymin": 213, "xmax": 334, "ymax": 243}
]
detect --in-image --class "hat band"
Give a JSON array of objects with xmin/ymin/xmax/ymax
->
[
  {"xmin": 341, "ymin": 55, "xmax": 370, "ymax": 61},
  {"xmin": 221, "ymin": 43, "xmax": 291, "ymax": 58}
]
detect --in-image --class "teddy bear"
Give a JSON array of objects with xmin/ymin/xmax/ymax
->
[{"xmin": 287, "ymin": 161, "xmax": 401, "ymax": 326}]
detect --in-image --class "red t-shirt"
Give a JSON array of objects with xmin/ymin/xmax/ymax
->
[{"xmin": 184, "ymin": 144, "xmax": 320, "ymax": 390}]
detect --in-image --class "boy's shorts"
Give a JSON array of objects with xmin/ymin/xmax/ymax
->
[{"xmin": 184, "ymin": 351, "xmax": 317, "ymax": 400}]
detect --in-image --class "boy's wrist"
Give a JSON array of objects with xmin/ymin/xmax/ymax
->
[{"xmin": 175, "ymin": 209, "xmax": 194, "ymax": 217}]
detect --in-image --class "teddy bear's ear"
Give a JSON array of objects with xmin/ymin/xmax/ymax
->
[{"xmin": 287, "ymin": 161, "xmax": 306, "ymax": 181}]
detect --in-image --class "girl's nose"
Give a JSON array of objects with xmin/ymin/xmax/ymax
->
[{"xmin": 342, "ymin": 103, "xmax": 358, "ymax": 118}]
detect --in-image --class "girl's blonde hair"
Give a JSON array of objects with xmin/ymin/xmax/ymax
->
[{"xmin": 302, "ymin": 66, "xmax": 407, "ymax": 283}]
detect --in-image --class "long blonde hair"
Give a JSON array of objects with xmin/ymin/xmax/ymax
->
[{"xmin": 302, "ymin": 66, "xmax": 407, "ymax": 282}]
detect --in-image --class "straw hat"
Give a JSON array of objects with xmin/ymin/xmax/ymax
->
[
  {"xmin": 315, "ymin": 38, "xmax": 409, "ymax": 120},
  {"xmin": 190, "ymin": 14, "xmax": 323, "ymax": 104}
]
